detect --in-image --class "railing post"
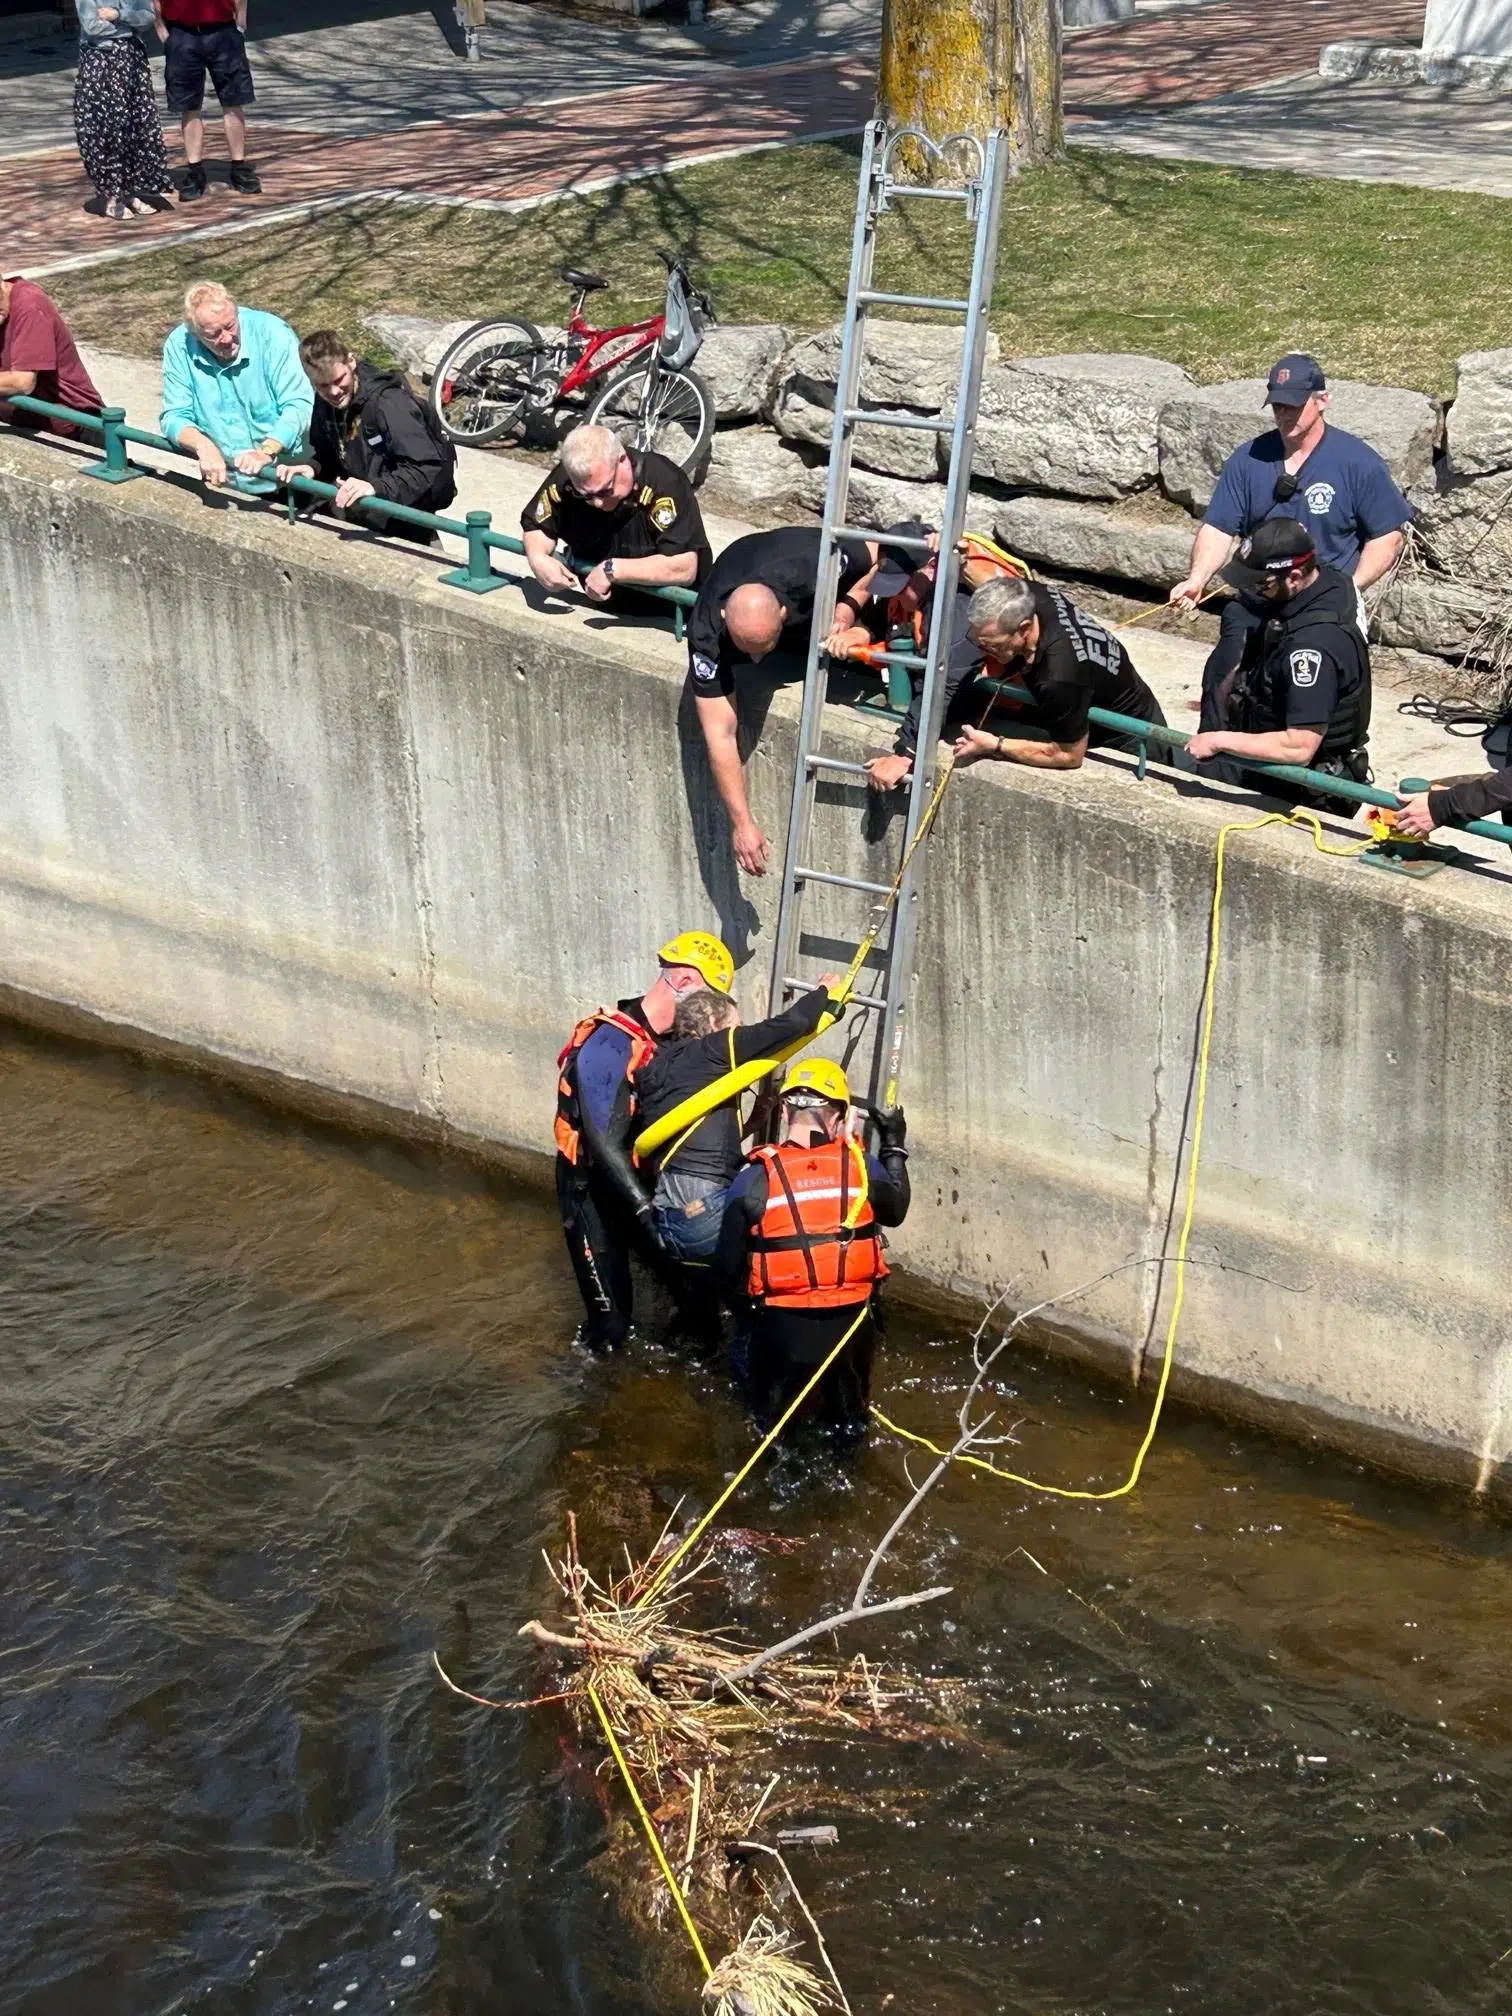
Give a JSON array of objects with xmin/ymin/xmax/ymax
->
[
  {"xmin": 83, "ymin": 406, "xmax": 141, "ymax": 485},
  {"xmin": 440, "ymin": 509, "xmax": 507, "ymax": 595}
]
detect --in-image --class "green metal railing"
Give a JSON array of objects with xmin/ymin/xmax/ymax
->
[
  {"xmin": 6, "ymin": 393, "xmax": 1509, "ymax": 857},
  {"xmin": 1, "ymin": 394, "xmax": 697, "ymax": 636}
]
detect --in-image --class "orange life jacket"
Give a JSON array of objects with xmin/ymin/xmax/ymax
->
[
  {"xmin": 555, "ymin": 1005, "xmax": 656, "ymax": 1165},
  {"xmin": 745, "ymin": 1138, "xmax": 887, "ymax": 1310}
]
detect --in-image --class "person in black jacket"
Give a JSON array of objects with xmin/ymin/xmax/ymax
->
[
  {"xmin": 1182, "ymin": 517, "xmax": 1371, "ymax": 811},
  {"xmin": 1394, "ymin": 766, "xmax": 1512, "ymax": 836},
  {"xmin": 276, "ymin": 330, "xmax": 456, "ymax": 545}
]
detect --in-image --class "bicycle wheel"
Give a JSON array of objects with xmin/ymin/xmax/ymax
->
[
  {"xmin": 430, "ymin": 317, "xmax": 557, "ymax": 447},
  {"xmin": 583, "ymin": 361, "xmax": 715, "ymax": 482}
]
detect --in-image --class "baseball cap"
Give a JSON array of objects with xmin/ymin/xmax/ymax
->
[
  {"xmin": 871, "ymin": 519, "xmax": 935, "ymax": 600},
  {"xmin": 1219, "ymin": 517, "xmax": 1317, "ymax": 593},
  {"xmin": 1265, "ymin": 353, "xmax": 1326, "ymax": 407}
]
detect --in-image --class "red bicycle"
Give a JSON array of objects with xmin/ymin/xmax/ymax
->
[{"xmin": 429, "ymin": 251, "xmax": 716, "ymax": 478}]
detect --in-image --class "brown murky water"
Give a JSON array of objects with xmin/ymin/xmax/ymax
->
[{"xmin": 1, "ymin": 1021, "xmax": 1508, "ymax": 2016}]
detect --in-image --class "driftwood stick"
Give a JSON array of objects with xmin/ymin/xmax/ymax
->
[
  {"xmin": 516, "ymin": 1619, "xmax": 589, "ymax": 1650},
  {"xmin": 731, "ymin": 1840, "xmax": 854, "ymax": 2016},
  {"xmin": 721, "ymin": 1587, "xmax": 952, "ymax": 1685}
]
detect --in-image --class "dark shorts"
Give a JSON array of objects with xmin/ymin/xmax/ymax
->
[{"xmin": 163, "ymin": 23, "xmax": 255, "ymax": 116}]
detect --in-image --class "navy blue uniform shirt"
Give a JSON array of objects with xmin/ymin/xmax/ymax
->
[{"xmin": 1205, "ymin": 423, "xmax": 1410, "ymax": 576}]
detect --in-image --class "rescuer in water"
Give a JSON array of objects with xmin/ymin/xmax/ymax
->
[
  {"xmin": 554, "ymin": 931, "xmax": 733, "ymax": 1351},
  {"xmin": 715, "ymin": 1059, "xmax": 910, "ymax": 1442}
]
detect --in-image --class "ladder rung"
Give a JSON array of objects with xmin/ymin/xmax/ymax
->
[
  {"xmin": 784, "ymin": 977, "xmax": 889, "ymax": 1013},
  {"xmin": 795, "ymin": 867, "xmax": 894, "ymax": 897},
  {"xmin": 856, "ymin": 290, "xmax": 971, "ymax": 312},
  {"xmin": 805, "ymin": 754, "xmax": 871, "ymax": 776},
  {"xmin": 842, "ymin": 409, "xmax": 951, "ymax": 433},
  {"xmin": 834, "ymin": 524, "xmax": 934, "ymax": 555},
  {"xmin": 884, "ymin": 183, "xmax": 975, "ymax": 202}
]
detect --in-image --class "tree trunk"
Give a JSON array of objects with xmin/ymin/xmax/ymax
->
[{"xmin": 877, "ymin": 0, "xmax": 1063, "ymax": 170}]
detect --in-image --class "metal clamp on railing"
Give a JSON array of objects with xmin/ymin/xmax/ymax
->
[{"xmin": 0, "ymin": 393, "xmax": 696, "ymax": 637}]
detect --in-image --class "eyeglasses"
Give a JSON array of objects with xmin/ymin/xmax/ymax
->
[{"xmin": 573, "ymin": 458, "xmax": 625, "ymax": 502}]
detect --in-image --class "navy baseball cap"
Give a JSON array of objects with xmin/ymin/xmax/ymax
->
[
  {"xmin": 1220, "ymin": 517, "xmax": 1317, "ymax": 593},
  {"xmin": 1265, "ymin": 353, "xmax": 1326, "ymax": 406},
  {"xmin": 871, "ymin": 519, "xmax": 935, "ymax": 599}
]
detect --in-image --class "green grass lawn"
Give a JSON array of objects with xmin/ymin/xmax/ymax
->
[{"xmin": 53, "ymin": 139, "xmax": 1512, "ymax": 394}]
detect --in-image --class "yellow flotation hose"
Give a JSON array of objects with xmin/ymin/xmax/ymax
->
[{"xmin": 633, "ymin": 760, "xmax": 957, "ymax": 1161}]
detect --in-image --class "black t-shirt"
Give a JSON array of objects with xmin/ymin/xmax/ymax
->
[
  {"xmin": 688, "ymin": 528, "xmax": 873, "ymax": 699},
  {"xmin": 1018, "ymin": 584, "xmax": 1162, "ymax": 745},
  {"xmin": 521, "ymin": 448, "xmax": 711, "ymax": 579},
  {"xmin": 1228, "ymin": 570, "xmax": 1367, "ymax": 750}
]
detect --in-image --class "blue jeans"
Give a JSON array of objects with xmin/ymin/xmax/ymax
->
[{"xmin": 652, "ymin": 1171, "xmax": 727, "ymax": 1265}]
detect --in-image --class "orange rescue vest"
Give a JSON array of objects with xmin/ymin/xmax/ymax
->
[
  {"xmin": 745, "ymin": 1138, "xmax": 887, "ymax": 1310},
  {"xmin": 555, "ymin": 1005, "xmax": 655, "ymax": 1165}
]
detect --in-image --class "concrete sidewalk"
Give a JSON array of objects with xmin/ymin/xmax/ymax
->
[{"xmin": 65, "ymin": 341, "xmax": 1512, "ymax": 872}]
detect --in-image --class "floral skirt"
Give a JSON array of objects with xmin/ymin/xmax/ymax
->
[{"xmin": 74, "ymin": 37, "xmax": 172, "ymax": 204}]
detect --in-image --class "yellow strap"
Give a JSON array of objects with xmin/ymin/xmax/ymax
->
[
  {"xmin": 640, "ymin": 1299, "xmax": 870, "ymax": 1605},
  {"xmin": 869, "ymin": 809, "xmax": 1369, "ymax": 1500},
  {"xmin": 843, "ymin": 1135, "xmax": 870, "ymax": 1231},
  {"xmin": 587, "ymin": 1680, "xmax": 713, "ymax": 1977}
]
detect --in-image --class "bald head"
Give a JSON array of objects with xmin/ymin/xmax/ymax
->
[{"xmin": 724, "ymin": 582, "xmax": 787, "ymax": 660}]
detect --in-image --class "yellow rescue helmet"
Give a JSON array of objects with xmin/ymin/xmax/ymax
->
[
  {"xmin": 657, "ymin": 929, "xmax": 734, "ymax": 995},
  {"xmin": 781, "ymin": 1056, "xmax": 850, "ymax": 1106}
]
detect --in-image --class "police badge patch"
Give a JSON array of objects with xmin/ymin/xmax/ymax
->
[
  {"xmin": 651, "ymin": 495, "xmax": 678, "ymax": 531},
  {"xmin": 1289, "ymin": 648, "xmax": 1322, "ymax": 687},
  {"xmin": 692, "ymin": 653, "xmax": 719, "ymax": 685}
]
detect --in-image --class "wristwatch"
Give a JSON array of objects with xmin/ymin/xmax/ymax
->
[{"xmin": 603, "ymin": 556, "xmax": 617, "ymax": 585}]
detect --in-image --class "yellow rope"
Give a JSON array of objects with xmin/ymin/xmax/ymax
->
[
  {"xmin": 587, "ymin": 1681, "xmax": 714, "ymax": 1977},
  {"xmin": 640, "ymin": 1300, "xmax": 871, "ymax": 1606},
  {"xmin": 870, "ymin": 809, "xmax": 1370, "ymax": 1500}
]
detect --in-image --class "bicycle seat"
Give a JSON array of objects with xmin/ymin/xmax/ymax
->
[{"xmin": 561, "ymin": 266, "xmax": 608, "ymax": 293}]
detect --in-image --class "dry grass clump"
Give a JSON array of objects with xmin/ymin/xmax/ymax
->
[{"xmin": 702, "ymin": 1917, "xmax": 838, "ymax": 2016}]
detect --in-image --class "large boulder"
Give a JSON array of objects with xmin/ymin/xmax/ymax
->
[
  {"xmin": 364, "ymin": 313, "xmax": 473, "ymax": 379},
  {"xmin": 1371, "ymin": 575, "xmax": 1502, "ymax": 658},
  {"xmin": 793, "ymin": 464, "xmax": 996, "ymax": 536},
  {"xmin": 993, "ymin": 495, "xmax": 1195, "ymax": 589},
  {"xmin": 1158, "ymin": 378, "xmax": 1438, "ymax": 512},
  {"xmin": 773, "ymin": 380, "xmax": 941, "ymax": 481},
  {"xmin": 695, "ymin": 323, "xmax": 789, "ymax": 423},
  {"xmin": 1409, "ymin": 469, "xmax": 1512, "ymax": 585},
  {"xmin": 1445, "ymin": 349, "xmax": 1512, "ymax": 478},
  {"xmin": 781, "ymin": 320, "xmax": 999, "ymax": 412},
  {"xmin": 703, "ymin": 426, "xmax": 811, "ymax": 510},
  {"xmin": 973, "ymin": 353, "xmax": 1193, "ymax": 500}
]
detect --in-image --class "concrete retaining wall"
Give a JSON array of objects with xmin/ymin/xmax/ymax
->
[{"xmin": 5, "ymin": 432, "xmax": 1512, "ymax": 1496}]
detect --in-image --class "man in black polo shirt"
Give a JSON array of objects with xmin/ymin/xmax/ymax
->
[
  {"xmin": 687, "ymin": 526, "xmax": 877, "ymax": 875},
  {"xmin": 950, "ymin": 577, "xmax": 1166, "ymax": 772},
  {"xmin": 521, "ymin": 423, "xmax": 711, "ymax": 604}
]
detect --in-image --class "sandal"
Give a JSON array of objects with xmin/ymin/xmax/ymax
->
[
  {"xmin": 128, "ymin": 196, "xmax": 156, "ymax": 217},
  {"xmin": 104, "ymin": 197, "xmax": 133, "ymax": 221}
]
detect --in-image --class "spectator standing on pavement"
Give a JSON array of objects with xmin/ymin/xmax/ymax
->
[
  {"xmin": 275, "ymin": 331, "xmax": 457, "ymax": 544},
  {"xmin": 160, "ymin": 280, "xmax": 310, "ymax": 487},
  {"xmin": 0, "ymin": 273, "xmax": 102, "ymax": 437},
  {"xmin": 1170, "ymin": 353, "xmax": 1409, "ymax": 731},
  {"xmin": 153, "ymin": 0, "xmax": 261, "ymax": 198},
  {"xmin": 522, "ymin": 424, "xmax": 711, "ymax": 605},
  {"xmin": 73, "ymin": 0, "xmax": 174, "ymax": 221}
]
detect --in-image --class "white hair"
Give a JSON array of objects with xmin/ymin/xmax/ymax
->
[
  {"xmin": 967, "ymin": 575, "xmax": 1036, "ymax": 639},
  {"xmin": 559, "ymin": 423, "xmax": 622, "ymax": 489},
  {"xmin": 183, "ymin": 280, "xmax": 235, "ymax": 326}
]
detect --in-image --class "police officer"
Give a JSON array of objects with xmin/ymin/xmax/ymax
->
[
  {"xmin": 555, "ymin": 929, "xmax": 733, "ymax": 1351},
  {"xmin": 715, "ymin": 1059, "xmax": 910, "ymax": 1443},
  {"xmin": 1169, "ymin": 353, "xmax": 1409, "ymax": 730},
  {"xmin": 522, "ymin": 423, "xmax": 711, "ymax": 606},
  {"xmin": 1183, "ymin": 518, "xmax": 1371, "ymax": 808},
  {"xmin": 687, "ymin": 526, "xmax": 878, "ymax": 876}
]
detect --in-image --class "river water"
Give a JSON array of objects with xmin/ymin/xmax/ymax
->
[{"xmin": 1, "ymin": 1022, "xmax": 1508, "ymax": 2016}]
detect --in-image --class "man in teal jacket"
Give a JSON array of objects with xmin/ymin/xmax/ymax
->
[{"xmin": 160, "ymin": 279, "xmax": 311, "ymax": 488}]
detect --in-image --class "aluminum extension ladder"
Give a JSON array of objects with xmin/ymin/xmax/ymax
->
[{"xmin": 767, "ymin": 119, "xmax": 1009, "ymax": 1106}]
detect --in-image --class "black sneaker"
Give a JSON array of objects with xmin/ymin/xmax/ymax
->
[
  {"xmin": 178, "ymin": 161, "xmax": 208, "ymax": 201},
  {"xmin": 228, "ymin": 159, "xmax": 262, "ymax": 195}
]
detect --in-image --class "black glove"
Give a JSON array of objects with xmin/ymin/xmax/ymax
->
[{"xmin": 872, "ymin": 1105, "xmax": 907, "ymax": 1154}]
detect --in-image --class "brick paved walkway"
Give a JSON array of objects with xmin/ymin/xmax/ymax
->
[{"xmin": 11, "ymin": 0, "xmax": 1432, "ymax": 279}]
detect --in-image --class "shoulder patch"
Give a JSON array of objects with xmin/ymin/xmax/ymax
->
[
  {"xmin": 533, "ymin": 491, "xmax": 555, "ymax": 522},
  {"xmin": 650, "ymin": 494, "xmax": 679, "ymax": 531},
  {"xmin": 1289, "ymin": 647, "xmax": 1323, "ymax": 687},
  {"xmin": 691, "ymin": 652, "xmax": 719, "ymax": 685}
]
